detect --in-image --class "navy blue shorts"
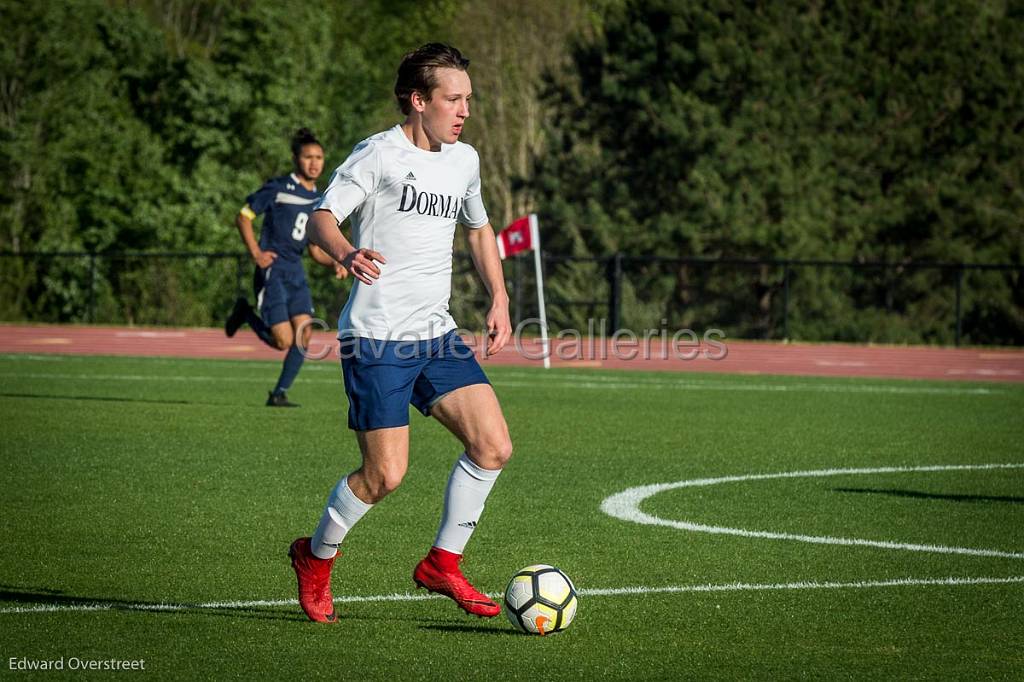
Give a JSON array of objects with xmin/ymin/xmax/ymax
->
[
  {"xmin": 340, "ymin": 330, "xmax": 490, "ymax": 431},
  {"xmin": 253, "ymin": 264, "xmax": 313, "ymax": 327}
]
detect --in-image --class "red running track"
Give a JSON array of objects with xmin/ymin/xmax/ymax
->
[{"xmin": 1, "ymin": 324, "xmax": 1021, "ymax": 382}]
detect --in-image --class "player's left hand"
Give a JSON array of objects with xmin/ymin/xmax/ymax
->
[
  {"xmin": 485, "ymin": 301, "xmax": 512, "ymax": 357},
  {"xmin": 334, "ymin": 263, "xmax": 349, "ymax": 280}
]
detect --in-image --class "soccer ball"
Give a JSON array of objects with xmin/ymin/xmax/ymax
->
[{"xmin": 503, "ymin": 564, "xmax": 578, "ymax": 635}]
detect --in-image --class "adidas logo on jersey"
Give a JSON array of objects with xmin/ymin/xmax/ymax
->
[{"xmin": 405, "ymin": 172, "xmax": 416, "ymax": 181}]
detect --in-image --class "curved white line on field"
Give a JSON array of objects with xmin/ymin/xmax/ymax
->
[{"xmin": 600, "ymin": 464, "xmax": 1024, "ymax": 559}]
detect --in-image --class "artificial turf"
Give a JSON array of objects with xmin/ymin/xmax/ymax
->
[{"xmin": 1, "ymin": 353, "xmax": 1021, "ymax": 679}]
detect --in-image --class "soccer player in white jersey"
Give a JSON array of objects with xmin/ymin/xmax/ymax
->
[{"xmin": 288, "ymin": 43, "xmax": 513, "ymax": 623}]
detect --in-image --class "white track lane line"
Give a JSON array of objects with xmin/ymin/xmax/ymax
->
[{"xmin": 2, "ymin": 576, "xmax": 1021, "ymax": 616}]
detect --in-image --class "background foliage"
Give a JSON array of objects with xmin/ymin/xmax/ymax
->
[{"xmin": 0, "ymin": 0, "xmax": 1021, "ymax": 343}]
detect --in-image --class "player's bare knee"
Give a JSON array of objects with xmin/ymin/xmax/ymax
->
[
  {"xmin": 495, "ymin": 437, "xmax": 513, "ymax": 468},
  {"xmin": 365, "ymin": 464, "xmax": 407, "ymax": 502},
  {"xmin": 273, "ymin": 332, "xmax": 293, "ymax": 350},
  {"xmin": 468, "ymin": 436, "xmax": 512, "ymax": 470}
]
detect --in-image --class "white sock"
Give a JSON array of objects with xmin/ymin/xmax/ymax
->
[
  {"xmin": 310, "ymin": 476, "xmax": 373, "ymax": 560},
  {"xmin": 433, "ymin": 453, "xmax": 502, "ymax": 555}
]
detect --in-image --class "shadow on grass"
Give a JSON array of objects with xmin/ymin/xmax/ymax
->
[
  {"xmin": 831, "ymin": 487, "xmax": 1024, "ymax": 504},
  {"xmin": 0, "ymin": 391, "xmax": 196, "ymax": 406},
  {"xmin": 0, "ymin": 586, "xmax": 507, "ymax": 628},
  {"xmin": 417, "ymin": 622, "xmax": 515, "ymax": 636},
  {"xmin": 0, "ymin": 586, "xmax": 304, "ymax": 623}
]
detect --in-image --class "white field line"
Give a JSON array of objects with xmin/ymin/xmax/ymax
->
[
  {"xmin": 2, "ymin": 575, "xmax": 1022, "ymax": 616},
  {"xmin": 0, "ymin": 371, "xmax": 1002, "ymax": 396},
  {"xmin": 601, "ymin": 463, "xmax": 1024, "ymax": 559},
  {"xmin": 495, "ymin": 380, "xmax": 997, "ymax": 395},
  {"xmin": 493, "ymin": 369, "xmax": 1003, "ymax": 394},
  {"xmin": 0, "ymin": 372, "xmax": 334, "ymax": 385}
]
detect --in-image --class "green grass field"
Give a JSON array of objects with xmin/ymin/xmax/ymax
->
[{"xmin": 1, "ymin": 353, "xmax": 1022, "ymax": 679}]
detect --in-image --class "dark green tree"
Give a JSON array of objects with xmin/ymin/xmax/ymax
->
[{"xmin": 531, "ymin": 0, "xmax": 1023, "ymax": 342}]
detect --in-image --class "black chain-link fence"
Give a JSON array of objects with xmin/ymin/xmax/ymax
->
[{"xmin": 2, "ymin": 251, "xmax": 1021, "ymax": 346}]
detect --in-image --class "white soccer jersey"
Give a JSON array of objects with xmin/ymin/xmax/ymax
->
[{"xmin": 317, "ymin": 125, "xmax": 489, "ymax": 340}]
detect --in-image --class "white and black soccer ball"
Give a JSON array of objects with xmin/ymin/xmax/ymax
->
[{"xmin": 503, "ymin": 564, "xmax": 578, "ymax": 635}]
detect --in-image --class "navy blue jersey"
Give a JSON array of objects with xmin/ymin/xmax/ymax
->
[{"xmin": 245, "ymin": 173, "xmax": 321, "ymax": 266}]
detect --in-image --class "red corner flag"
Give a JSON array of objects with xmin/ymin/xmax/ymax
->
[
  {"xmin": 496, "ymin": 216, "xmax": 534, "ymax": 259},
  {"xmin": 495, "ymin": 214, "xmax": 550, "ymax": 368}
]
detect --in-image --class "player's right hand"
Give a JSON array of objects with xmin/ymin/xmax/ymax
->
[
  {"xmin": 342, "ymin": 248, "xmax": 387, "ymax": 285},
  {"xmin": 254, "ymin": 250, "xmax": 278, "ymax": 268}
]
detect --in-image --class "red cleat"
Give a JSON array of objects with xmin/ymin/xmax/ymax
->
[
  {"xmin": 288, "ymin": 537, "xmax": 337, "ymax": 623},
  {"xmin": 413, "ymin": 547, "xmax": 501, "ymax": 618}
]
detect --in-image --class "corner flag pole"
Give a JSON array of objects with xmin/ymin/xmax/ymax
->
[{"xmin": 529, "ymin": 213, "xmax": 550, "ymax": 369}]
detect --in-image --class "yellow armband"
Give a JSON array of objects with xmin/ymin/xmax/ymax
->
[{"xmin": 239, "ymin": 205, "xmax": 256, "ymax": 220}]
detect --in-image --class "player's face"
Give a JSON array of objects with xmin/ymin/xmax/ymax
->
[
  {"xmin": 418, "ymin": 68, "xmax": 472, "ymax": 147},
  {"xmin": 294, "ymin": 144, "xmax": 324, "ymax": 182}
]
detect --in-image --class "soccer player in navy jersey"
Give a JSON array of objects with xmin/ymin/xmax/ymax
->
[
  {"xmin": 225, "ymin": 128, "xmax": 347, "ymax": 407},
  {"xmin": 287, "ymin": 44, "xmax": 514, "ymax": 623}
]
